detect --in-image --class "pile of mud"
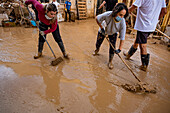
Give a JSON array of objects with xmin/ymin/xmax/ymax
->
[{"xmin": 121, "ymin": 82, "xmax": 157, "ymax": 94}]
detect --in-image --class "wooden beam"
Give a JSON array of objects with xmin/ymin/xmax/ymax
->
[{"xmin": 161, "ymin": 0, "xmax": 170, "ymax": 32}]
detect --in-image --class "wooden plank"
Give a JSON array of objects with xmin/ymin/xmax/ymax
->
[
  {"xmin": 79, "ymin": 17, "xmax": 87, "ymax": 19},
  {"xmin": 79, "ymin": 8, "xmax": 86, "ymax": 10},
  {"xmin": 78, "ymin": 5, "xmax": 86, "ymax": 7},
  {"xmin": 78, "ymin": 2, "xmax": 86, "ymax": 4},
  {"xmin": 79, "ymin": 14, "xmax": 86, "ymax": 16},
  {"xmin": 79, "ymin": 10, "xmax": 87, "ymax": 12},
  {"xmin": 161, "ymin": 0, "xmax": 170, "ymax": 32}
]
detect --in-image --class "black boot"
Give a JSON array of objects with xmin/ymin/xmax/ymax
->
[
  {"xmin": 145, "ymin": 54, "xmax": 150, "ymax": 66},
  {"xmin": 108, "ymin": 54, "xmax": 114, "ymax": 69},
  {"xmin": 123, "ymin": 45, "xmax": 137, "ymax": 59},
  {"xmin": 140, "ymin": 54, "xmax": 150, "ymax": 71},
  {"xmin": 34, "ymin": 42, "xmax": 44, "ymax": 59},
  {"xmin": 93, "ymin": 49, "xmax": 99, "ymax": 56},
  {"xmin": 58, "ymin": 42, "xmax": 69, "ymax": 59}
]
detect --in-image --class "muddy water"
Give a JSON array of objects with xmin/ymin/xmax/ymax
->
[{"xmin": 0, "ymin": 19, "xmax": 170, "ymax": 113}]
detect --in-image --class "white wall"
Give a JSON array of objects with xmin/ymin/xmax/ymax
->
[{"xmin": 52, "ymin": 0, "xmax": 97, "ymax": 18}]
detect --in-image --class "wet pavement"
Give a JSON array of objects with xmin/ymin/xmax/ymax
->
[{"xmin": 0, "ymin": 19, "xmax": 170, "ymax": 113}]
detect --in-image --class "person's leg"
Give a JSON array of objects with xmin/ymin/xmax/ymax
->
[
  {"xmin": 34, "ymin": 22, "xmax": 48, "ymax": 59},
  {"xmin": 65, "ymin": 10, "xmax": 67, "ymax": 22},
  {"xmin": 68, "ymin": 10, "xmax": 71, "ymax": 22},
  {"xmin": 138, "ymin": 31, "xmax": 151, "ymax": 71},
  {"xmin": 52, "ymin": 24, "xmax": 69, "ymax": 59},
  {"xmin": 108, "ymin": 33, "xmax": 117, "ymax": 69},
  {"xmin": 123, "ymin": 31, "xmax": 140, "ymax": 59},
  {"xmin": 93, "ymin": 32, "xmax": 105, "ymax": 55}
]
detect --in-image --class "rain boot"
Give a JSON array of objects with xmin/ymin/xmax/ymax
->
[
  {"xmin": 123, "ymin": 45, "xmax": 137, "ymax": 59},
  {"xmin": 108, "ymin": 54, "xmax": 114, "ymax": 69},
  {"xmin": 140, "ymin": 54, "xmax": 150, "ymax": 71},
  {"xmin": 34, "ymin": 42, "xmax": 44, "ymax": 59},
  {"xmin": 93, "ymin": 49, "xmax": 99, "ymax": 56},
  {"xmin": 58, "ymin": 42, "xmax": 69, "ymax": 59}
]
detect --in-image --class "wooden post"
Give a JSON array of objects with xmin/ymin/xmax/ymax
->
[
  {"xmin": 118, "ymin": 0, "xmax": 123, "ymax": 3},
  {"xmin": 161, "ymin": 0, "xmax": 170, "ymax": 32}
]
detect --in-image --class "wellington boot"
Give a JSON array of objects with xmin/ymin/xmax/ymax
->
[
  {"xmin": 108, "ymin": 54, "xmax": 114, "ymax": 69},
  {"xmin": 124, "ymin": 45, "xmax": 137, "ymax": 59},
  {"xmin": 93, "ymin": 49, "xmax": 99, "ymax": 56},
  {"xmin": 139, "ymin": 65, "xmax": 147, "ymax": 71},
  {"xmin": 34, "ymin": 52, "xmax": 42, "ymax": 59},
  {"xmin": 140, "ymin": 54, "xmax": 150, "ymax": 72},
  {"xmin": 123, "ymin": 52, "xmax": 130, "ymax": 59},
  {"xmin": 63, "ymin": 52, "xmax": 69, "ymax": 59}
]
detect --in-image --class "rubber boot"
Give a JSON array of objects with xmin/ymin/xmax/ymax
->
[
  {"xmin": 123, "ymin": 45, "xmax": 137, "ymax": 59},
  {"xmin": 140, "ymin": 54, "xmax": 150, "ymax": 71},
  {"xmin": 93, "ymin": 49, "xmax": 99, "ymax": 56},
  {"xmin": 58, "ymin": 42, "xmax": 69, "ymax": 59},
  {"xmin": 34, "ymin": 42, "xmax": 44, "ymax": 59},
  {"xmin": 63, "ymin": 51, "xmax": 69, "ymax": 59},
  {"xmin": 108, "ymin": 54, "xmax": 114, "ymax": 69}
]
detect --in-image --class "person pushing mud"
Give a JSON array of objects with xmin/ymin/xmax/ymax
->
[
  {"xmin": 124, "ymin": 0, "xmax": 167, "ymax": 71},
  {"xmin": 24, "ymin": 0, "xmax": 69, "ymax": 59},
  {"xmin": 93, "ymin": 3, "xmax": 129, "ymax": 69}
]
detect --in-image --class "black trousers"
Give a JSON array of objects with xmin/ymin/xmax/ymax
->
[
  {"xmin": 38, "ymin": 21, "xmax": 65, "ymax": 53},
  {"xmin": 65, "ymin": 10, "xmax": 71, "ymax": 21},
  {"xmin": 96, "ymin": 32, "xmax": 117, "ymax": 56}
]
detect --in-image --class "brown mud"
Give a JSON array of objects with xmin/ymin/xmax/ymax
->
[{"xmin": 0, "ymin": 19, "xmax": 170, "ymax": 113}]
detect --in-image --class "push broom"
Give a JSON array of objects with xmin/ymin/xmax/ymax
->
[
  {"xmin": 26, "ymin": 7, "xmax": 63, "ymax": 66},
  {"xmin": 105, "ymin": 36, "xmax": 156, "ymax": 94}
]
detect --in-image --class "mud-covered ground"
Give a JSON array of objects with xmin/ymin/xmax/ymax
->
[{"xmin": 0, "ymin": 19, "xmax": 170, "ymax": 113}]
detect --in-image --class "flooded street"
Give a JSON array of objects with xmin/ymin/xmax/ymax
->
[{"xmin": 0, "ymin": 19, "xmax": 170, "ymax": 113}]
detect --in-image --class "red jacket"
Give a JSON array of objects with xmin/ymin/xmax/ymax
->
[{"xmin": 25, "ymin": 0, "xmax": 58, "ymax": 34}]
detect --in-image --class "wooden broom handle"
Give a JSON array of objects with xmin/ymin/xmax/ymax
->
[{"xmin": 105, "ymin": 37, "xmax": 141, "ymax": 82}]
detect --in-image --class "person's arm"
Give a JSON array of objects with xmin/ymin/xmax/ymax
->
[
  {"xmin": 159, "ymin": 8, "xmax": 167, "ymax": 19},
  {"xmin": 117, "ymin": 19, "xmax": 126, "ymax": 52},
  {"xmin": 118, "ymin": 40, "xmax": 124, "ymax": 50},
  {"xmin": 159, "ymin": 0, "xmax": 167, "ymax": 19},
  {"xmin": 25, "ymin": 0, "xmax": 43, "ymax": 12},
  {"xmin": 96, "ymin": 16, "xmax": 103, "ymax": 29},
  {"xmin": 44, "ymin": 21, "xmax": 58, "ymax": 34},
  {"xmin": 128, "ymin": 4, "xmax": 137, "ymax": 14},
  {"xmin": 98, "ymin": 1, "xmax": 106, "ymax": 10}
]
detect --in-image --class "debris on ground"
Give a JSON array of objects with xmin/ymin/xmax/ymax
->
[
  {"xmin": 121, "ymin": 82, "xmax": 157, "ymax": 94},
  {"xmin": 109, "ymin": 81, "xmax": 157, "ymax": 94},
  {"xmin": 0, "ymin": 0, "xmax": 36, "ymax": 27}
]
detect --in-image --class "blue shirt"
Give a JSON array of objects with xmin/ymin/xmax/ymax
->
[{"xmin": 65, "ymin": 1, "xmax": 71, "ymax": 10}]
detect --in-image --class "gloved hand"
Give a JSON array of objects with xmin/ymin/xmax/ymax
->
[
  {"xmin": 65, "ymin": 8, "xmax": 67, "ymax": 12},
  {"xmin": 101, "ymin": 28, "xmax": 105, "ymax": 36},
  {"xmin": 114, "ymin": 49, "xmax": 121, "ymax": 54},
  {"xmin": 40, "ymin": 31, "xmax": 45, "ymax": 36}
]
